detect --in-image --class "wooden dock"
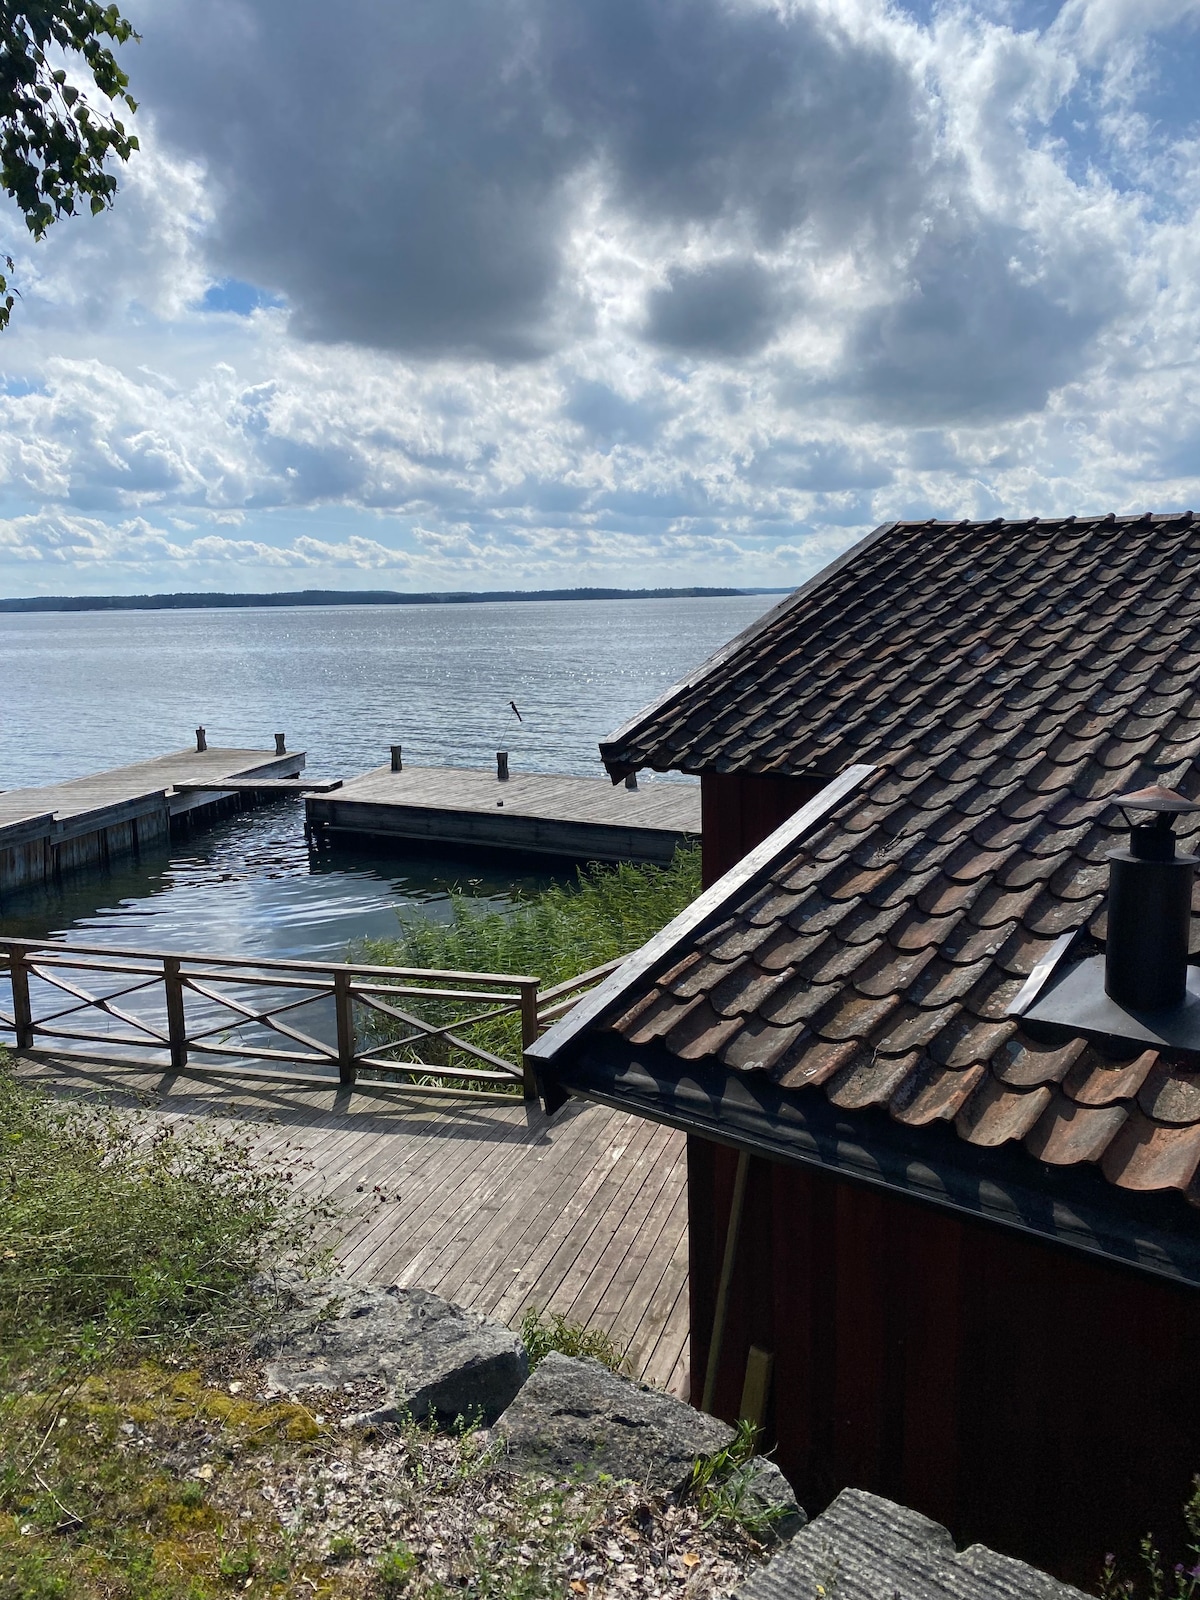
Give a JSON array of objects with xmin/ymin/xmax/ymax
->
[
  {"xmin": 306, "ymin": 764, "xmax": 700, "ymax": 865},
  {"xmin": 10, "ymin": 1054, "xmax": 691, "ymax": 1395},
  {"xmin": 0, "ymin": 745, "xmax": 308, "ymax": 898}
]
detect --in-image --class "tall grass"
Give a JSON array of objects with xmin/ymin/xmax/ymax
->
[
  {"xmin": 352, "ymin": 846, "xmax": 701, "ymax": 1086},
  {"xmin": 358, "ymin": 843, "xmax": 700, "ymax": 986},
  {"xmin": 0, "ymin": 1055, "xmax": 330, "ymax": 1355}
]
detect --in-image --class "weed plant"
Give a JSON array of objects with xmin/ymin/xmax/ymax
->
[
  {"xmin": 682, "ymin": 1421, "xmax": 790, "ymax": 1541},
  {"xmin": 353, "ymin": 844, "xmax": 701, "ymax": 1088},
  {"xmin": 518, "ymin": 1306, "xmax": 628, "ymax": 1374},
  {"xmin": 1100, "ymin": 1477, "xmax": 1200, "ymax": 1599}
]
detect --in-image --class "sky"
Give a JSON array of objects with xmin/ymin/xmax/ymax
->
[{"xmin": 1, "ymin": 0, "xmax": 1199, "ymax": 596}]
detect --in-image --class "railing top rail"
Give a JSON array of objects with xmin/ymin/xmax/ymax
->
[
  {"xmin": 0, "ymin": 936, "xmax": 536, "ymax": 988},
  {"xmin": 538, "ymin": 955, "xmax": 626, "ymax": 1005}
]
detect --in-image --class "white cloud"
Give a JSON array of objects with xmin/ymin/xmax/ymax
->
[{"xmin": 0, "ymin": 0, "xmax": 1198, "ymax": 593}]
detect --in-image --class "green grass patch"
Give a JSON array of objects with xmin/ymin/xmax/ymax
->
[
  {"xmin": 0, "ymin": 1056, "xmax": 332, "ymax": 1358},
  {"xmin": 0, "ymin": 1366, "xmax": 765, "ymax": 1599},
  {"xmin": 353, "ymin": 845, "xmax": 700, "ymax": 1086}
]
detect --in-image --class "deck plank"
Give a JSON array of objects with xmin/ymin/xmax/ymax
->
[
  {"xmin": 306, "ymin": 763, "xmax": 699, "ymax": 864},
  {"xmin": 438, "ymin": 1113, "xmax": 660, "ymax": 1313},
  {"xmin": 8, "ymin": 1057, "xmax": 689, "ymax": 1391}
]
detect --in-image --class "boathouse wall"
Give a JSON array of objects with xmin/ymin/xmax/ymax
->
[
  {"xmin": 687, "ymin": 1135, "xmax": 1200, "ymax": 1585},
  {"xmin": 689, "ymin": 765, "xmax": 1200, "ymax": 1583}
]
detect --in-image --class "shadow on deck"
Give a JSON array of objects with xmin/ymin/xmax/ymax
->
[{"xmin": 10, "ymin": 1055, "xmax": 690, "ymax": 1396}]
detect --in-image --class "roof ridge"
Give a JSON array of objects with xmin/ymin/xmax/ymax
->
[{"xmin": 597, "ymin": 522, "xmax": 899, "ymax": 781}]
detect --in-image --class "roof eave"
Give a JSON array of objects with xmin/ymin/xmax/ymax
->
[{"xmin": 541, "ymin": 1034, "xmax": 1200, "ymax": 1291}]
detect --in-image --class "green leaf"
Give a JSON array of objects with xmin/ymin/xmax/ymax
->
[{"xmin": 0, "ymin": 0, "xmax": 140, "ymax": 329}]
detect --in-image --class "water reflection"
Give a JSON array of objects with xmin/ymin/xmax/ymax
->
[{"xmin": 0, "ymin": 798, "xmax": 565, "ymax": 961}]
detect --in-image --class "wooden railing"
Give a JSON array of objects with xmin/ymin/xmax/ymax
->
[
  {"xmin": 0, "ymin": 938, "xmax": 625, "ymax": 1098},
  {"xmin": 535, "ymin": 957, "xmax": 626, "ymax": 1028},
  {"xmin": 0, "ymin": 937, "xmax": 541, "ymax": 1095}
]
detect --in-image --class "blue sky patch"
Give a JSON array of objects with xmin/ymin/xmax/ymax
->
[{"xmin": 200, "ymin": 279, "xmax": 285, "ymax": 317}]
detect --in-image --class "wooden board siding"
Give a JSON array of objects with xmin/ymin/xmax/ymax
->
[
  {"xmin": 308, "ymin": 765, "xmax": 700, "ymax": 865},
  {"xmin": 700, "ymin": 772, "xmax": 827, "ymax": 886},
  {"xmin": 11, "ymin": 1055, "xmax": 690, "ymax": 1395},
  {"xmin": 688, "ymin": 1142, "xmax": 1200, "ymax": 1586},
  {"xmin": 0, "ymin": 748, "xmax": 305, "ymax": 897}
]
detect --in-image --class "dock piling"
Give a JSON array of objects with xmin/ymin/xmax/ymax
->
[
  {"xmin": 391, "ymin": 744, "xmax": 403, "ymax": 773},
  {"xmin": 195, "ymin": 726, "xmax": 207, "ymax": 753},
  {"xmin": 275, "ymin": 733, "xmax": 287, "ymax": 755},
  {"xmin": 496, "ymin": 751, "xmax": 509, "ymax": 782},
  {"xmin": 625, "ymin": 773, "xmax": 638, "ymax": 790}
]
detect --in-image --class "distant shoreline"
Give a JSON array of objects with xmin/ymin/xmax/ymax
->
[{"xmin": 0, "ymin": 585, "xmax": 790, "ymax": 615}]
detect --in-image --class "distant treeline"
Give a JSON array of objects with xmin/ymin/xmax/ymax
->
[{"xmin": 0, "ymin": 585, "xmax": 785, "ymax": 615}]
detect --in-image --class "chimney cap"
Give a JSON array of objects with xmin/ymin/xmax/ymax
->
[{"xmin": 1110, "ymin": 784, "xmax": 1200, "ymax": 816}]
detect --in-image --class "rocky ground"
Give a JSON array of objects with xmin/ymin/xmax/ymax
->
[{"xmin": 1, "ymin": 1326, "xmax": 786, "ymax": 1600}]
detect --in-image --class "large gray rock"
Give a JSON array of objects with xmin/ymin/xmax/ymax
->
[
  {"xmin": 494, "ymin": 1351, "xmax": 803, "ymax": 1537},
  {"xmin": 733, "ymin": 1489, "xmax": 1088, "ymax": 1600},
  {"xmin": 257, "ymin": 1279, "xmax": 528, "ymax": 1426}
]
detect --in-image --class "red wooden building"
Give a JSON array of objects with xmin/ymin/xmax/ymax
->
[{"xmin": 529, "ymin": 515, "xmax": 1200, "ymax": 1586}]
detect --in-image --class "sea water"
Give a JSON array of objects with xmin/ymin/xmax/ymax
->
[{"xmin": 0, "ymin": 594, "xmax": 777, "ymax": 954}]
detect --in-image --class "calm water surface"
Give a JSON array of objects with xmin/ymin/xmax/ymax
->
[{"xmin": 0, "ymin": 595, "xmax": 777, "ymax": 954}]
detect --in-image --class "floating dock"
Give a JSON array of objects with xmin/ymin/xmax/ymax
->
[
  {"xmin": 305, "ymin": 763, "xmax": 700, "ymax": 864},
  {"xmin": 0, "ymin": 744, "xmax": 315, "ymax": 897}
]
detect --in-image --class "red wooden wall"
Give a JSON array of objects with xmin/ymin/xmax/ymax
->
[
  {"xmin": 699, "ymin": 772, "xmax": 826, "ymax": 889},
  {"xmin": 689, "ymin": 768, "xmax": 1200, "ymax": 1583},
  {"xmin": 687, "ymin": 1142, "xmax": 1200, "ymax": 1585}
]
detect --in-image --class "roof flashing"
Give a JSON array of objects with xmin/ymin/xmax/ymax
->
[{"xmin": 1021, "ymin": 954, "xmax": 1200, "ymax": 1062}]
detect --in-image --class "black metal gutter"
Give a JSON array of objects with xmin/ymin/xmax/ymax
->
[{"xmin": 538, "ymin": 1033, "xmax": 1200, "ymax": 1292}]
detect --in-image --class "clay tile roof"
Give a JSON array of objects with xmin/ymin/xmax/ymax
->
[
  {"xmin": 600, "ymin": 516, "xmax": 1200, "ymax": 783},
  {"xmin": 532, "ymin": 516, "xmax": 1200, "ymax": 1262}
]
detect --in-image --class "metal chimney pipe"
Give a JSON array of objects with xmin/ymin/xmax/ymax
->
[{"xmin": 1105, "ymin": 786, "xmax": 1200, "ymax": 1012}]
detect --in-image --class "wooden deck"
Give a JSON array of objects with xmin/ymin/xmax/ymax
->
[
  {"xmin": 10, "ymin": 1055, "xmax": 691, "ymax": 1396},
  {"xmin": 0, "ymin": 747, "xmax": 307, "ymax": 896},
  {"xmin": 306, "ymin": 764, "xmax": 700, "ymax": 865}
]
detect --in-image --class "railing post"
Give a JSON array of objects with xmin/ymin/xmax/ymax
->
[
  {"xmin": 334, "ymin": 969, "xmax": 357, "ymax": 1086},
  {"xmin": 519, "ymin": 980, "xmax": 539, "ymax": 1100},
  {"xmin": 8, "ymin": 946, "xmax": 34, "ymax": 1050},
  {"xmin": 162, "ymin": 954, "xmax": 188, "ymax": 1071}
]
